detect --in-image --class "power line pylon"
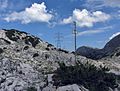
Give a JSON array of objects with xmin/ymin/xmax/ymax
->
[
  {"xmin": 55, "ymin": 32, "xmax": 63, "ymax": 49},
  {"xmin": 73, "ymin": 21, "xmax": 77, "ymax": 62}
]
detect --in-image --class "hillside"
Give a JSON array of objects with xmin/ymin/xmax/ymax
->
[
  {"xmin": 0, "ymin": 29, "xmax": 120, "ymax": 91},
  {"xmin": 0, "ymin": 29, "xmax": 75, "ymax": 91}
]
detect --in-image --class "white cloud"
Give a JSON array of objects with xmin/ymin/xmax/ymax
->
[
  {"xmin": 4, "ymin": 2, "xmax": 53, "ymax": 24},
  {"xmin": 77, "ymin": 30, "xmax": 103, "ymax": 36},
  {"xmin": 61, "ymin": 9, "xmax": 110, "ymax": 27},
  {"xmin": 62, "ymin": 17, "xmax": 72, "ymax": 24},
  {"xmin": 65, "ymin": 26, "xmax": 112, "ymax": 38},
  {"xmin": 96, "ymin": 40, "xmax": 104, "ymax": 43},
  {"xmin": 118, "ymin": 10, "xmax": 120, "ymax": 17},
  {"xmin": 109, "ymin": 32, "xmax": 120, "ymax": 40},
  {"xmin": 85, "ymin": 0, "xmax": 120, "ymax": 9},
  {"xmin": 104, "ymin": 0, "xmax": 120, "ymax": 8},
  {"xmin": 77, "ymin": 26, "xmax": 112, "ymax": 36}
]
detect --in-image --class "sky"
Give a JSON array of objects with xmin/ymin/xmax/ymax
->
[{"xmin": 0, "ymin": 0, "xmax": 120, "ymax": 51}]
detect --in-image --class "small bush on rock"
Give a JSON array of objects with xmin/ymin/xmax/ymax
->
[
  {"xmin": 23, "ymin": 46, "xmax": 29, "ymax": 50},
  {"xmin": 0, "ymin": 48, "xmax": 3, "ymax": 54},
  {"xmin": 53, "ymin": 61, "xmax": 118, "ymax": 91},
  {"xmin": 26, "ymin": 87, "xmax": 37, "ymax": 91},
  {"xmin": 33, "ymin": 53, "xmax": 39, "ymax": 58}
]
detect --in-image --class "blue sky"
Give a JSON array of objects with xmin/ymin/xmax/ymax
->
[{"xmin": 0, "ymin": 0, "xmax": 120, "ymax": 51}]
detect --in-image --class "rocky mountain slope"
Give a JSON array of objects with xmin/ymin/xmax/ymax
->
[
  {"xmin": 76, "ymin": 34, "xmax": 120, "ymax": 60},
  {"xmin": 0, "ymin": 29, "xmax": 75, "ymax": 91},
  {"xmin": 0, "ymin": 29, "xmax": 120, "ymax": 91}
]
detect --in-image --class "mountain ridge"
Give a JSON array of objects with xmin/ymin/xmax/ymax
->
[{"xmin": 76, "ymin": 34, "xmax": 120, "ymax": 60}]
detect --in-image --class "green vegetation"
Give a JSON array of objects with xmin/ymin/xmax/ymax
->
[
  {"xmin": 116, "ymin": 52, "xmax": 120, "ymax": 56},
  {"xmin": 24, "ymin": 36, "xmax": 40, "ymax": 47},
  {"xmin": 58, "ymin": 48, "xmax": 69, "ymax": 53},
  {"xmin": 47, "ymin": 43, "xmax": 54, "ymax": 47},
  {"xmin": 5, "ymin": 29, "xmax": 20, "ymax": 41},
  {"xmin": 26, "ymin": 87, "xmax": 37, "ymax": 91},
  {"xmin": 53, "ymin": 61, "xmax": 118, "ymax": 91},
  {"xmin": 4, "ymin": 29, "xmax": 40, "ymax": 47},
  {"xmin": 33, "ymin": 53, "xmax": 39, "ymax": 58},
  {"xmin": 23, "ymin": 46, "xmax": 29, "ymax": 50},
  {"xmin": 0, "ymin": 48, "xmax": 3, "ymax": 54}
]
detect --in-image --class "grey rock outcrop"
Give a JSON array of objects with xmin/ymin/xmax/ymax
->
[
  {"xmin": 0, "ymin": 29, "xmax": 120, "ymax": 91},
  {"xmin": 0, "ymin": 29, "xmax": 76, "ymax": 91}
]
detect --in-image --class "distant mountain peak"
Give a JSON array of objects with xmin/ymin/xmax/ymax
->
[
  {"xmin": 76, "ymin": 33, "xmax": 120, "ymax": 60},
  {"xmin": 104, "ymin": 33, "xmax": 120, "ymax": 52}
]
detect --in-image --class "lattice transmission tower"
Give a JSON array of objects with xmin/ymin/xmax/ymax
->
[
  {"xmin": 73, "ymin": 21, "xmax": 77, "ymax": 62},
  {"xmin": 55, "ymin": 32, "xmax": 63, "ymax": 49}
]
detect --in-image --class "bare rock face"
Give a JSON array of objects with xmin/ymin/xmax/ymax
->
[
  {"xmin": 0, "ymin": 29, "xmax": 119, "ymax": 91},
  {"xmin": 76, "ymin": 34, "xmax": 120, "ymax": 60},
  {"xmin": 104, "ymin": 34, "xmax": 120, "ymax": 54},
  {"xmin": 0, "ymin": 29, "xmax": 80, "ymax": 91},
  {"xmin": 0, "ymin": 29, "xmax": 105, "ymax": 91},
  {"xmin": 56, "ymin": 84, "xmax": 89, "ymax": 91}
]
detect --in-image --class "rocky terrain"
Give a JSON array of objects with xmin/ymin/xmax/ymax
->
[
  {"xmin": 0, "ymin": 29, "xmax": 120, "ymax": 91},
  {"xmin": 76, "ymin": 34, "xmax": 120, "ymax": 60}
]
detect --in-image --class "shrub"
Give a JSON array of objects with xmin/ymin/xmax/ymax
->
[
  {"xmin": 0, "ymin": 48, "xmax": 3, "ymax": 54},
  {"xmin": 45, "ymin": 48, "xmax": 50, "ymax": 51},
  {"xmin": 26, "ymin": 87, "xmax": 37, "ymax": 91},
  {"xmin": 53, "ymin": 61, "xmax": 118, "ymax": 91},
  {"xmin": 24, "ymin": 36, "xmax": 39, "ymax": 47},
  {"xmin": 23, "ymin": 46, "xmax": 29, "ymax": 50},
  {"xmin": 45, "ymin": 54, "xmax": 50, "ymax": 59},
  {"xmin": 0, "ymin": 78, "xmax": 6, "ymax": 84},
  {"xmin": 33, "ymin": 53, "xmax": 39, "ymax": 58},
  {"xmin": 47, "ymin": 44, "xmax": 53, "ymax": 47},
  {"xmin": 116, "ymin": 52, "xmax": 120, "ymax": 56},
  {"xmin": 58, "ymin": 48, "xmax": 69, "ymax": 53},
  {"xmin": 5, "ymin": 29, "xmax": 20, "ymax": 41}
]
